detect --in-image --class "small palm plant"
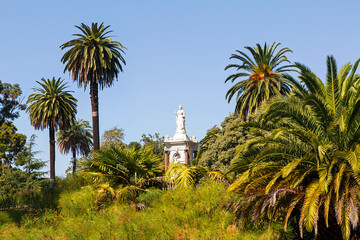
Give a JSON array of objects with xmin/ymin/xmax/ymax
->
[
  {"xmin": 165, "ymin": 161, "xmax": 229, "ymax": 189},
  {"xmin": 27, "ymin": 78, "xmax": 77, "ymax": 185},
  {"xmin": 225, "ymin": 42, "xmax": 294, "ymax": 121},
  {"xmin": 56, "ymin": 119, "xmax": 93, "ymax": 174},
  {"xmin": 82, "ymin": 145, "xmax": 163, "ymax": 203}
]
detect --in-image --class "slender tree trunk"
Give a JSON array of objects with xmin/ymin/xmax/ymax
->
[
  {"xmin": 49, "ymin": 123, "xmax": 56, "ymax": 186},
  {"xmin": 90, "ymin": 79, "xmax": 100, "ymax": 151},
  {"xmin": 72, "ymin": 147, "xmax": 76, "ymax": 174}
]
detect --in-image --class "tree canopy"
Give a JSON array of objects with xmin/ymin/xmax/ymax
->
[
  {"xmin": 198, "ymin": 114, "xmax": 247, "ymax": 172},
  {"xmin": 0, "ymin": 80, "xmax": 26, "ymax": 124},
  {"xmin": 225, "ymin": 42, "xmax": 294, "ymax": 121},
  {"xmin": 100, "ymin": 126, "xmax": 125, "ymax": 149}
]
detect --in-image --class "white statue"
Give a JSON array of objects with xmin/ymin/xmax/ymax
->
[{"xmin": 176, "ymin": 105, "xmax": 186, "ymax": 133}]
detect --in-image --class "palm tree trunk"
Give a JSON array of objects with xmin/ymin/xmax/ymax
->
[
  {"xmin": 90, "ymin": 79, "xmax": 100, "ymax": 151},
  {"xmin": 72, "ymin": 147, "xmax": 76, "ymax": 174},
  {"xmin": 49, "ymin": 123, "xmax": 56, "ymax": 186}
]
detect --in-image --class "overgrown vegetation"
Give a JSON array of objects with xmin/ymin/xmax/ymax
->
[
  {"xmin": 0, "ymin": 181, "xmax": 287, "ymax": 239},
  {"xmin": 198, "ymin": 114, "xmax": 247, "ymax": 172}
]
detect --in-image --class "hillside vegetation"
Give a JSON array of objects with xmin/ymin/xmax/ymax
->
[{"xmin": 0, "ymin": 181, "xmax": 286, "ymax": 239}]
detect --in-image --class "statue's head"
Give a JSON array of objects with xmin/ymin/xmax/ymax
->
[{"xmin": 179, "ymin": 105, "xmax": 183, "ymax": 110}]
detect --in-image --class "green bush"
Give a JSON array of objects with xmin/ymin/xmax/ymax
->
[
  {"xmin": 15, "ymin": 188, "xmax": 44, "ymax": 209},
  {"xmin": 0, "ymin": 211, "xmax": 11, "ymax": 226},
  {"xmin": 136, "ymin": 187, "xmax": 163, "ymax": 206},
  {"xmin": 56, "ymin": 174, "xmax": 91, "ymax": 192},
  {"xmin": 0, "ymin": 195, "xmax": 13, "ymax": 209},
  {"xmin": 58, "ymin": 187, "xmax": 97, "ymax": 216}
]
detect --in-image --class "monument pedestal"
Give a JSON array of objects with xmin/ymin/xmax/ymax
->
[{"xmin": 164, "ymin": 105, "xmax": 198, "ymax": 167}]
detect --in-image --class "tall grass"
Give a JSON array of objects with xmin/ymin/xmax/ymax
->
[{"xmin": 0, "ymin": 180, "xmax": 286, "ymax": 239}]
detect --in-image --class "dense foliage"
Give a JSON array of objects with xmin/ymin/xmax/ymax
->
[
  {"xmin": 0, "ymin": 81, "xmax": 25, "ymax": 124},
  {"xmin": 0, "ymin": 122, "xmax": 26, "ymax": 165},
  {"xmin": 82, "ymin": 145, "xmax": 163, "ymax": 187},
  {"xmin": 100, "ymin": 126, "xmax": 126, "ymax": 149},
  {"xmin": 228, "ymin": 56, "xmax": 360, "ymax": 239},
  {"xmin": 198, "ymin": 114, "xmax": 247, "ymax": 172},
  {"xmin": 139, "ymin": 133, "xmax": 164, "ymax": 158},
  {"xmin": 0, "ymin": 135, "xmax": 47, "ymax": 209},
  {"xmin": 0, "ymin": 181, "xmax": 288, "ymax": 239}
]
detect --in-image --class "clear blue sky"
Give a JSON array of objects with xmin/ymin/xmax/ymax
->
[{"xmin": 1, "ymin": 1, "xmax": 360, "ymax": 176}]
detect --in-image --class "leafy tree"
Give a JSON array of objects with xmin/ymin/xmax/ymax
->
[
  {"xmin": 15, "ymin": 134, "xmax": 46, "ymax": 176},
  {"xmin": 0, "ymin": 166, "xmax": 47, "ymax": 208},
  {"xmin": 57, "ymin": 119, "xmax": 93, "ymax": 174},
  {"xmin": 0, "ymin": 80, "xmax": 26, "ymax": 165},
  {"xmin": 60, "ymin": 22, "xmax": 126, "ymax": 151},
  {"xmin": 128, "ymin": 141, "xmax": 141, "ymax": 151},
  {"xmin": 0, "ymin": 135, "xmax": 47, "ymax": 209},
  {"xmin": 225, "ymin": 42, "xmax": 294, "ymax": 121},
  {"xmin": 0, "ymin": 121, "xmax": 26, "ymax": 165},
  {"xmin": 27, "ymin": 77, "xmax": 77, "ymax": 185},
  {"xmin": 0, "ymin": 80, "xmax": 26, "ymax": 124},
  {"xmin": 100, "ymin": 126, "xmax": 125, "ymax": 149},
  {"xmin": 140, "ymin": 133, "xmax": 164, "ymax": 157},
  {"xmin": 228, "ymin": 56, "xmax": 360, "ymax": 239},
  {"xmin": 198, "ymin": 114, "xmax": 247, "ymax": 172}
]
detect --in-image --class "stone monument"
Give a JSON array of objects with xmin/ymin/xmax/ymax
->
[{"xmin": 164, "ymin": 105, "xmax": 198, "ymax": 168}]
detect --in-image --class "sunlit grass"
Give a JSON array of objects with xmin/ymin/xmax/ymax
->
[{"xmin": 0, "ymin": 181, "xmax": 284, "ymax": 239}]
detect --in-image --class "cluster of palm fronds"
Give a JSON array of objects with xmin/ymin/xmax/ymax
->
[
  {"xmin": 227, "ymin": 56, "xmax": 360, "ymax": 239},
  {"xmin": 80, "ymin": 144, "xmax": 230, "ymax": 206},
  {"xmin": 80, "ymin": 145, "xmax": 164, "ymax": 203},
  {"xmin": 165, "ymin": 162, "xmax": 229, "ymax": 189}
]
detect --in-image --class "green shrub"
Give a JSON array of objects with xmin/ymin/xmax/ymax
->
[
  {"xmin": 0, "ymin": 195, "xmax": 13, "ymax": 209},
  {"xmin": 136, "ymin": 187, "xmax": 162, "ymax": 206},
  {"xmin": 56, "ymin": 174, "xmax": 91, "ymax": 192},
  {"xmin": 0, "ymin": 211, "xmax": 12, "ymax": 226},
  {"xmin": 15, "ymin": 188, "xmax": 44, "ymax": 209},
  {"xmin": 58, "ymin": 187, "xmax": 97, "ymax": 216}
]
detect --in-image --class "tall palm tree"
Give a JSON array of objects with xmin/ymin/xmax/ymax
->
[
  {"xmin": 56, "ymin": 119, "xmax": 92, "ymax": 174},
  {"xmin": 225, "ymin": 42, "xmax": 294, "ymax": 121},
  {"xmin": 27, "ymin": 78, "xmax": 77, "ymax": 185},
  {"xmin": 60, "ymin": 22, "xmax": 126, "ymax": 151},
  {"xmin": 228, "ymin": 56, "xmax": 360, "ymax": 239}
]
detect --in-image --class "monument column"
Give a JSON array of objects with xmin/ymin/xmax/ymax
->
[
  {"xmin": 163, "ymin": 105, "xmax": 198, "ymax": 165},
  {"xmin": 164, "ymin": 151, "xmax": 169, "ymax": 170},
  {"xmin": 184, "ymin": 149, "xmax": 189, "ymax": 165}
]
